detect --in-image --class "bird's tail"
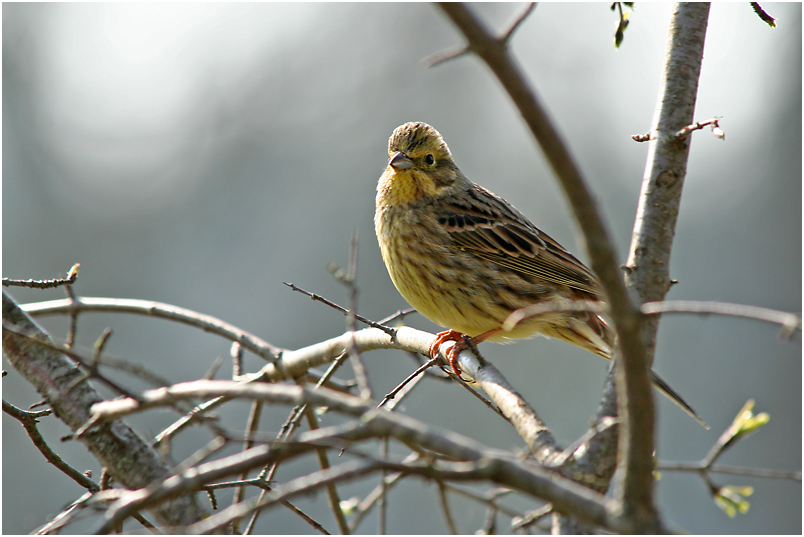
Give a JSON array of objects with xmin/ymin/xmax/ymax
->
[
  {"xmin": 649, "ymin": 370, "xmax": 709, "ymax": 429},
  {"xmin": 557, "ymin": 314, "xmax": 708, "ymax": 429}
]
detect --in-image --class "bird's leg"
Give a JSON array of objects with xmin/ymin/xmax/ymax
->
[
  {"xmin": 429, "ymin": 330, "xmax": 464, "ymax": 373},
  {"xmin": 430, "ymin": 327, "xmax": 503, "ymax": 377}
]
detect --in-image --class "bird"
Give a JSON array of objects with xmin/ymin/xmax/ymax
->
[{"xmin": 374, "ymin": 121, "xmax": 706, "ymax": 428}]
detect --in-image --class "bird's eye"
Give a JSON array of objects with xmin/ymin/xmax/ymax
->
[{"xmin": 424, "ymin": 154, "xmax": 435, "ymax": 165}]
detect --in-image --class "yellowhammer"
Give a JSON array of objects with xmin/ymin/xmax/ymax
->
[{"xmin": 375, "ymin": 121, "xmax": 705, "ymax": 427}]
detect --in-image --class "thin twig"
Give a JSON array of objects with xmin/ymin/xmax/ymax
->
[
  {"xmin": 437, "ymin": 480, "xmax": 459, "ymax": 534},
  {"xmin": 3, "ymin": 400, "xmax": 100, "ymax": 492},
  {"xmin": 750, "ymin": 2, "xmax": 776, "ymax": 27},
  {"xmin": 701, "ymin": 400, "xmax": 767, "ymax": 469},
  {"xmin": 232, "ymin": 397, "xmax": 264, "ymax": 532},
  {"xmin": 328, "ymin": 230, "xmax": 373, "ymax": 401},
  {"xmin": 377, "ymin": 357, "xmax": 437, "ymax": 408},
  {"xmin": 632, "ymin": 132, "xmax": 654, "ymax": 142},
  {"xmin": 501, "ymin": 2, "xmax": 536, "ymax": 44},
  {"xmin": 504, "ymin": 298, "xmax": 801, "ymax": 337},
  {"xmin": 511, "ymin": 503, "xmax": 553, "ymax": 531},
  {"xmin": 425, "ymin": 45, "xmax": 469, "ymax": 68},
  {"xmin": 245, "ymin": 351, "xmax": 353, "ymax": 534},
  {"xmin": 231, "ymin": 341, "xmax": 244, "ymax": 378},
  {"xmin": 349, "ymin": 455, "xmax": 416, "ymax": 532},
  {"xmin": 378, "ymin": 307, "xmax": 417, "ymax": 326},
  {"xmin": 641, "ymin": 300, "xmax": 801, "ymax": 335},
  {"xmin": 284, "ymin": 282, "xmax": 396, "ymax": 339},
  {"xmin": 480, "ymin": 501, "xmax": 497, "ymax": 534},
  {"xmin": 154, "ymin": 395, "xmax": 228, "ymax": 447},
  {"xmin": 3, "ymin": 263, "xmax": 80, "ymax": 289},
  {"xmin": 304, "ymin": 407, "xmax": 351, "ymax": 534},
  {"xmin": 64, "ymin": 327, "xmax": 113, "ymax": 398},
  {"xmin": 657, "ymin": 462, "xmax": 800, "ymax": 481},
  {"xmin": 426, "ymin": 3, "xmax": 536, "ymax": 67},
  {"xmin": 675, "ymin": 117, "xmax": 725, "ymax": 140},
  {"xmin": 444, "ymin": 484, "xmax": 523, "ymax": 520},
  {"xmin": 216, "ymin": 473, "xmax": 332, "ymax": 535},
  {"xmin": 64, "ymin": 283, "xmax": 79, "ymax": 349}
]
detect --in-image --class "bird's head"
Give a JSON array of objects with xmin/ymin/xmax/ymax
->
[{"xmin": 378, "ymin": 122, "xmax": 465, "ymax": 206}]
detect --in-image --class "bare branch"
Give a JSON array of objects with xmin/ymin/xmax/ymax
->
[
  {"xmin": 700, "ymin": 400, "xmax": 769, "ymax": 469},
  {"xmin": 328, "ymin": 229, "xmax": 373, "ymax": 402},
  {"xmin": 378, "ymin": 357, "xmax": 436, "ymax": 409},
  {"xmin": 426, "ymin": 3, "xmax": 535, "ymax": 68},
  {"xmin": 433, "ymin": 5, "xmax": 660, "ymax": 525},
  {"xmin": 303, "ymin": 407, "xmax": 351, "ymax": 534},
  {"xmin": 505, "ymin": 298, "xmax": 801, "ymax": 335},
  {"xmin": 676, "ymin": 117, "xmax": 725, "ymax": 140},
  {"xmin": 3, "ymin": 263, "xmax": 80, "ymax": 289},
  {"xmin": 377, "ymin": 307, "xmax": 416, "ymax": 325},
  {"xmin": 750, "ymin": 2, "xmax": 776, "ymax": 27},
  {"xmin": 90, "ymin": 384, "xmax": 626, "ymax": 533},
  {"xmin": 641, "ymin": 300, "xmax": 801, "ymax": 335},
  {"xmin": 637, "ymin": 117, "xmax": 725, "ymax": 142},
  {"xmin": 425, "ymin": 45, "xmax": 469, "ymax": 68},
  {"xmin": 2, "ymin": 291, "xmax": 206, "ymax": 528},
  {"xmin": 3, "ymin": 400, "xmax": 100, "ymax": 492},
  {"xmin": 22, "ymin": 296, "xmax": 283, "ymax": 361},
  {"xmin": 511, "ymin": 503, "xmax": 553, "ymax": 531},
  {"xmin": 2, "ymin": 321, "xmax": 141, "ymax": 402},
  {"xmin": 231, "ymin": 396, "xmax": 263, "ymax": 531},
  {"xmin": 437, "ymin": 480, "xmax": 459, "ymax": 534},
  {"xmin": 658, "ymin": 462, "xmax": 801, "ymax": 482},
  {"xmin": 632, "ymin": 132, "xmax": 654, "ymax": 142},
  {"xmin": 501, "ymin": 2, "xmax": 536, "ymax": 44},
  {"xmin": 620, "ymin": 3, "xmax": 710, "ymax": 522},
  {"xmin": 85, "ymin": 379, "xmax": 657, "ymax": 532},
  {"xmin": 284, "ymin": 281, "xmax": 396, "ymax": 338}
]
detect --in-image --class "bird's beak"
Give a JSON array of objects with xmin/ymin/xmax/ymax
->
[{"xmin": 389, "ymin": 152, "xmax": 413, "ymax": 170}]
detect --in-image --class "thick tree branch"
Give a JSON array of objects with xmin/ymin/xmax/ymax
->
[
  {"xmin": 435, "ymin": 3, "xmax": 659, "ymax": 529},
  {"xmin": 89, "ymin": 380, "xmax": 640, "ymax": 533},
  {"xmin": 2, "ymin": 291, "xmax": 206, "ymax": 529},
  {"xmin": 618, "ymin": 3, "xmax": 710, "ymax": 524}
]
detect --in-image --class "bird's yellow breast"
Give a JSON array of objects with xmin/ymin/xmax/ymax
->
[{"xmin": 375, "ymin": 203, "xmax": 515, "ymax": 338}]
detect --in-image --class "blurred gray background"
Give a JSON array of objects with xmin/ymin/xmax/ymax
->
[{"xmin": 3, "ymin": 3, "xmax": 800, "ymax": 534}]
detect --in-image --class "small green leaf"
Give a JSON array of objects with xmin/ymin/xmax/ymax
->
[
  {"xmin": 714, "ymin": 485, "xmax": 753, "ymax": 517},
  {"xmin": 732, "ymin": 400, "xmax": 770, "ymax": 441},
  {"xmin": 340, "ymin": 497, "xmax": 360, "ymax": 515}
]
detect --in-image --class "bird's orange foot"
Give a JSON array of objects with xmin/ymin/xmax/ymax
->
[
  {"xmin": 429, "ymin": 329, "xmax": 471, "ymax": 378},
  {"xmin": 429, "ymin": 327, "xmax": 503, "ymax": 380}
]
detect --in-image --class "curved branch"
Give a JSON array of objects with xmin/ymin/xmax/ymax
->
[
  {"xmin": 89, "ymin": 380, "xmax": 632, "ymax": 533},
  {"xmin": 658, "ymin": 462, "xmax": 801, "ymax": 481},
  {"xmin": 2, "ymin": 401, "xmax": 100, "ymax": 492},
  {"xmin": 505, "ymin": 299, "xmax": 801, "ymax": 334},
  {"xmin": 433, "ymin": 5, "xmax": 661, "ymax": 527},
  {"xmin": 22, "ymin": 296, "xmax": 283, "ymax": 360},
  {"xmin": 2, "ymin": 291, "xmax": 206, "ymax": 528},
  {"xmin": 641, "ymin": 300, "xmax": 801, "ymax": 334}
]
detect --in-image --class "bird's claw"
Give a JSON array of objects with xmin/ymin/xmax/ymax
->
[{"xmin": 430, "ymin": 329, "xmax": 471, "ymax": 381}]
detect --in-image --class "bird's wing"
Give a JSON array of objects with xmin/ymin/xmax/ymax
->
[{"xmin": 437, "ymin": 184, "xmax": 603, "ymax": 297}]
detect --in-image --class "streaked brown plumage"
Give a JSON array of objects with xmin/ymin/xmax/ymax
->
[{"xmin": 375, "ymin": 122, "xmax": 705, "ymax": 427}]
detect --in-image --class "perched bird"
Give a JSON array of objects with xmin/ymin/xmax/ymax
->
[{"xmin": 375, "ymin": 121, "xmax": 706, "ymax": 427}]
